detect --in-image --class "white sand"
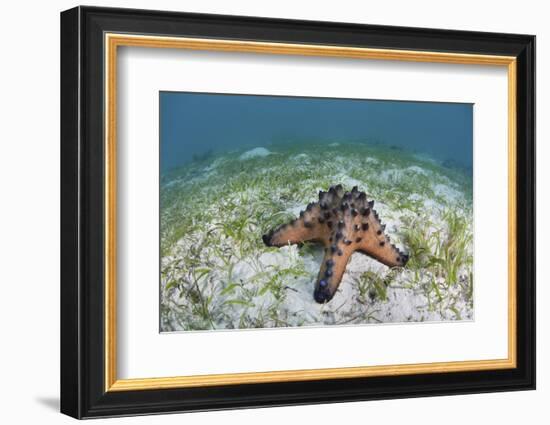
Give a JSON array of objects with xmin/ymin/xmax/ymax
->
[{"xmin": 239, "ymin": 147, "xmax": 272, "ymax": 160}]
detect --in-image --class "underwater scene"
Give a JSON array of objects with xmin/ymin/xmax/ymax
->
[{"xmin": 160, "ymin": 92, "xmax": 473, "ymax": 332}]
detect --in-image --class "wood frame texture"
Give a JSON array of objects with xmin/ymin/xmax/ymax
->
[{"xmin": 61, "ymin": 5, "xmax": 536, "ymax": 419}]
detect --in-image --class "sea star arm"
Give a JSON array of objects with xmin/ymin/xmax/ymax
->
[
  {"xmin": 356, "ymin": 209, "xmax": 409, "ymax": 268},
  {"xmin": 262, "ymin": 204, "xmax": 328, "ymax": 247},
  {"xmin": 313, "ymin": 248, "xmax": 353, "ymax": 303}
]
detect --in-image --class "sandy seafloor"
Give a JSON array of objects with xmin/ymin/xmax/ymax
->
[{"xmin": 160, "ymin": 142, "xmax": 474, "ymax": 332}]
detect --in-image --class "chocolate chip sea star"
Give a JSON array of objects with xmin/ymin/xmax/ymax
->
[{"xmin": 262, "ymin": 185, "xmax": 409, "ymax": 303}]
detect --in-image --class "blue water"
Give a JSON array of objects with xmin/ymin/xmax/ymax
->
[{"xmin": 160, "ymin": 91, "xmax": 473, "ymax": 174}]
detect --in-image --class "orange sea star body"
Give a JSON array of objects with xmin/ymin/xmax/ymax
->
[{"xmin": 262, "ymin": 185, "xmax": 409, "ymax": 303}]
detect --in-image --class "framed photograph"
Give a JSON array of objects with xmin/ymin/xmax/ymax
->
[{"xmin": 60, "ymin": 6, "xmax": 535, "ymax": 419}]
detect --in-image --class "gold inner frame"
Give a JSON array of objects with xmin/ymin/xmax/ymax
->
[{"xmin": 104, "ymin": 33, "xmax": 517, "ymax": 392}]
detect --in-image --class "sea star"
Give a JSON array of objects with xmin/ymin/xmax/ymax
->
[{"xmin": 262, "ymin": 184, "xmax": 409, "ymax": 303}]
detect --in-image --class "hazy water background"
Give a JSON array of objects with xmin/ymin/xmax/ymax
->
[{"xmin": 160, "ymin": 91, "xmax": 473, "ymax": 174}]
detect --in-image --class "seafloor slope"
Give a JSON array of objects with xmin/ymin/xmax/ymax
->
[{"xmin": 160, "ymin": 142, "xmax": 473, "ymax": 331}]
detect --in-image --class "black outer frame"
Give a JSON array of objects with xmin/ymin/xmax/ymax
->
[{"xmin": 60, "ymin": 5, "xmax": 535, "ymax": 419}]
